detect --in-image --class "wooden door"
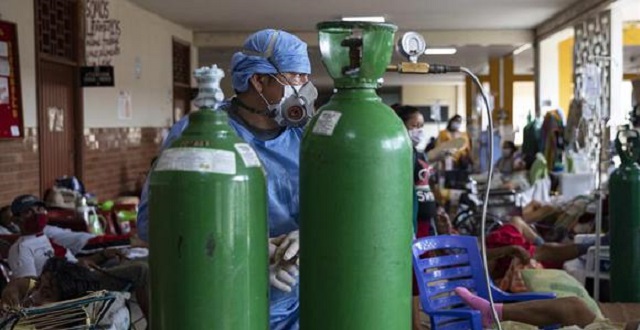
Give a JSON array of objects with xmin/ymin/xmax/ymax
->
[
  {"xmin": 173, "ymin": 38, "xmax": 191, "ymax": 122},
  {"xmin": 173, "ymin": 86, "xmax": 191, "ymax": 122},
  {"xmin": 38, "ymin": 62, "xmax": 77, "ymax": 189},
  {"xmin": 35, "ymin": 0, "xmax": 82, "ymax": 195}
]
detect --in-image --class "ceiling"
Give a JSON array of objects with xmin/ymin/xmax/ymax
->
[
  {"xmin": 199, "ymin": 44, "xmax": 534, "ymax": 90},
  {"xmin": 129, "ymin": 0, "xmax": 579, "ymax": 32},
  {"xmin": 131, "ymin": 0, "xmax": 565, "ymax": 89},
  {"xmin": 132, "ymin": 0, "xmax": 640, "ymax": 89}
]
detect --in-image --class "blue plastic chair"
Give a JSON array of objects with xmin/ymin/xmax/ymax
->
[{"xmin": 412, "ymin": 235, "xmax": 556, "ymax": 330}]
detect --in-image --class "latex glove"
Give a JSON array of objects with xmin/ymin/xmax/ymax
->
[
  {"xmin": 275, "ymin": 230, "xmax": 299, "ymax": 263},
  {"xmin": 269, "ymin": 260, "xmax": 299, "ymax": 292},
  {"xmin": 269, "ymin": 234, "xmax": 286, "ymax": 262}
]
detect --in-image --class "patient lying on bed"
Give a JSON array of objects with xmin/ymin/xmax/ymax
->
[
  {"xmin": 1, "ymin": 257, "xmax": 100, "ymax": 309},
  {"xmin": 2, "ymin": 258, "xmax": 130, "ymax": 329}
]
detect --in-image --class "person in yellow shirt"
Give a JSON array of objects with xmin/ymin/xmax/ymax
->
[{"xmin": 436, "ymin": 114, "xmax": 472, "ymax": 170}]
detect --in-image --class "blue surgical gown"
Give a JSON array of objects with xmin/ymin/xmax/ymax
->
[{"xmin": 137, "ymin": 106, "xmax": 301, "ymax": 330}]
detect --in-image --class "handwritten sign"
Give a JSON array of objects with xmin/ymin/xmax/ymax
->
[
  {"xmin": 0, "ymin": 20, "xmax": 23, "ymax": 139},
  {"xmin": 85, "ymin": 0, "xmax": 121, "ymax": 66}
]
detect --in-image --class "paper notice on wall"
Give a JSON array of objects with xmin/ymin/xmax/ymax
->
[
  {"xmin": 47, "ymin": 107, "xmax": 64, "ymax": 132},
  {"xmin": 118, "ymin": 91, "xmax": 132, "ymax": 120},
  {"xmin": 0, "ymin": 58, "xmax": 10, "ymax": 77},
  {"xmin": 0, "ymin": 42, "xmax": 8, "ymax": 57},
  {"xmin": 431, "ymin": 101, "xmax": 441, "ymax": 122},
  {"xmin": 0, "ymin": 77, "xmax": 8, "ymax": 105}
]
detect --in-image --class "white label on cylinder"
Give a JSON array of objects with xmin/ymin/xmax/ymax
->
[
  {"xmin": 312, "ymin": 110, "xmax": 342, "ymax": 136},
  {"xmin": 154, "ymin": 148, "xmax": 236, "ymax": 174},
  {"xmin": 234, "ymin": 143, "xmax": 261, "ymax": 167}
]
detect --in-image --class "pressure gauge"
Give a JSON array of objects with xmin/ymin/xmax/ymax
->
[{"xmin": 397, "ymin": 32, "xmax": 427, "ymax": 63}]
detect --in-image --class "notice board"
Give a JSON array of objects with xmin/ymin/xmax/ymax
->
[{"xmin": 0, "ymin": 20, "xmax": 23, "ymax": 139}]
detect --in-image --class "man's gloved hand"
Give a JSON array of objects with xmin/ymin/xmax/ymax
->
[
  {"xmin": 269, "ymin": 260, "xmax": 299, "ymax": 293},
  {"xmin": 269, "ymin": 234, "xmax": 286, "ymax": 261},
  {"xmin": 268, "ymin": 231, "xmax": 300, "ymax": 292},
  {"xmin": 274, "ymin": 230, "xmax": 299, "ymax": 263}
]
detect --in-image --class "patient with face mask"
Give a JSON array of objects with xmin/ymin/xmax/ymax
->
[
  {"xmin": 494, "ymin": 141, "xmax": 530, "ymax": 191},
  {"xmin": 497, "ymin": 141, "xmax": 526, "ymax": 175},
  {"xmin": 436, "ymin": 114, "xmax": 472, "ymax": 170},
  {"xmin": 392, "ymin": 104, "xmax": 440, "ymax": 330}
]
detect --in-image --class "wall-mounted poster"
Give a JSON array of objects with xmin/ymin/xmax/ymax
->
[{"xmin": 0, "ymin": 20, "xmax": 23, "ymax": 139}]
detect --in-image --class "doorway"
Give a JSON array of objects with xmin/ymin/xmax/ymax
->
[
  {"xmin": 34, "ymin": 0, "xmax": 83, "ymax": 196},
  {"xmin": 173, "ymin": 38, "xmax": 191, "ymax": 122}
]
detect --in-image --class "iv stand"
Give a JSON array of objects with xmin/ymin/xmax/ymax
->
[
  {"xmin": 586, "ymin": 55, "xmax": 615, "ymax": 302},
  {"xmin": 593, "ymin": 120, "xmax": 604, "ymax": 302}
]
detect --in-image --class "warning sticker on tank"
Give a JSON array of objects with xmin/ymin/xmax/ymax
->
[
  {"xmin": 312, "ymin": 110, "xmax": 342, "ymax": 136},
  {"xmin": 234, "ymin": 143, "xmax": 261, "ymax": 168},
  {"xmin": 154, "ymin": 148, "xmax": 236, "ymax": 174}
]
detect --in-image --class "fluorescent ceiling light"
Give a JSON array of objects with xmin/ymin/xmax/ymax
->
[
  {"xmin": 424, "ymin": 48, "xmax": 457, "ymax": 55},
  {"xmin": 341, "ymin": 16, "xmax": 385, "ymax": 23},
  {"xmin": 513, "ymin": 43, "xmax": 532, "ymax": 55}
]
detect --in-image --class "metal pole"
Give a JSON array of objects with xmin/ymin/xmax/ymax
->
[{"xmin": 593, "ymin": 120, "xmax": 604, "ymax": 301}]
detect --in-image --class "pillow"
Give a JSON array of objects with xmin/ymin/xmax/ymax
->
[{"xmin": 521, "ymin": 269, "xmax": 603, "ymax": 319}]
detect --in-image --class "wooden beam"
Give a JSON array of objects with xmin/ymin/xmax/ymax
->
[
  {"xmin": 503, "ymin": 55, "xmax": 514, "ymax": 126},
  {"xmin": 513, "ymin": 74, "xmax": 534, "ymax": 82},
  {"xmin": 624, "ymin": 74, "xmax": 639, "ymax": 81},
  {"xmin": 534, "ymin": 41, "xmax": 541, "ymax": 117},
  {"xmin": 489, "ymin": 57, "xmax": 500, "ymax": 123},
  {"xmin": 466, "ymin": 76, "xmax": 473, "ymax": 120}
]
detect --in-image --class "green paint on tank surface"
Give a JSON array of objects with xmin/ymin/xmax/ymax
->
[
  {"xmin": 149, "ymin": 109, "xmax": 269, "ymax": 329},
  {"xmin": 610, "ymin": 129, "xmax": 640, "ymax": 302},
  {"xmin": 300, "ymin": 21, "xmax": 413, "ymax": 329}
]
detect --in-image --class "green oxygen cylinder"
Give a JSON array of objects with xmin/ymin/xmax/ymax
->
[
  {"xmin": 610, "ymin": 127, "xmax": 640, "ymax": 302},
  {"xmin": 149, "ymin": 66, "xmax": 268, "ymax": 329},
  {"xmin": 300, "ymin": 22, "xmax": 413, "ymax": 329}
]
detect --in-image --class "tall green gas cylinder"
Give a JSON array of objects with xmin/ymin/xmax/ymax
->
[
  {"xmin": 610, "ymin": 128, "xmax": 640, "ymax": 302},
  {"xmin": 300, "ymin": 22, "xmax": 413, "ymax": 329},
  {"xmin": 149, "ymin": 67, "xmax": 268, "ymax": 329}
]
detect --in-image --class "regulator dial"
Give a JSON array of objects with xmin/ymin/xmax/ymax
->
[{"xmin": 397, "ymin": 32, "xmax": 426, "ymax": 63}]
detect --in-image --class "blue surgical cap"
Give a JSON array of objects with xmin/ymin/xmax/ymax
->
[{"xmin": 231, "ymin": 29, "xmax": 311, "ymax": 93}]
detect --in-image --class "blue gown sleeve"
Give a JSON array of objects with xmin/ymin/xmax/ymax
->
[{"xmin": 137, "ymin": 116, "xmax": 190, "ymax": 242}]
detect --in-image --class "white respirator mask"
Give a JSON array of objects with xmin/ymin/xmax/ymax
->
[{"xmin": 262, "ymin": 79, "xmax": 318, "ymax": 127}]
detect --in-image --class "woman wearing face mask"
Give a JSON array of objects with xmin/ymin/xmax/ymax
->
[
  {"xmin": 496, "ymin": 141, "xmax": 522, "ymax": 175},
  {"xmin": 392, "ymin": 105, "xmax": 439, "ymax": 231},
  {"xmin": 436, "ymin": 114, "xmax": 472, "ymax": 170},
  {"xmin": 393, "ymin": 105, "xmax": 440, "ymax": 330}
]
